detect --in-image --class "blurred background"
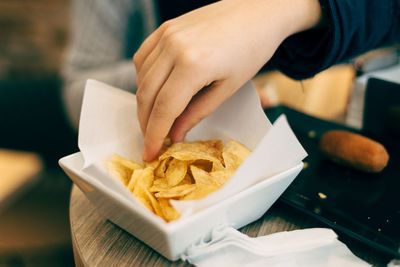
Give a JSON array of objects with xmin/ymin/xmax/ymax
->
[
  {"xmin": 0, "ymin": 0, "xmax": 76, "ymax": 266},
  {"xmin": 0, "ymin": 0, "xmax": 76, "ymax": 160},
  {"xmin": 0, "ymin": 0, "xmax": 399, "ymax": 266}
]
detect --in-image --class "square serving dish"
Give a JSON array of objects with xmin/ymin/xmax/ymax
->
[{"xmin": 60, "ymin": 152, "xmax": 302, "ymax": 260}]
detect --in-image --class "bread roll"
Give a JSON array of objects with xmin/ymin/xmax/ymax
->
[{"xmin": 319, "ymin": 130, "xmax": 389, "ymax": 173}]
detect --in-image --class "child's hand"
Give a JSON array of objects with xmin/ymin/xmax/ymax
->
[{"xmin": 134, "ymin": 0, "xmax": 321, "ymax": 161}]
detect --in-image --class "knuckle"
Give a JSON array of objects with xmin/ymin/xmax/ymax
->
[
  {"xmin": 160, "ymin": 20, "xmax": 177, "ymax": 40},
  {"xmin": 178, "ymin": 49, "xmax": 202, "ymax": 70},
  {"xmin": 151, "ymin": 104, "xmax": 168, "ymax": 121},
  {"xmin": 135, "ymin": 87, "xmax": 146, "ymax": 105},
  {"xmin": 159, "ymin": 20, "xmax": 173, "ymax": 32},
  {"xmin": 159, "ymin": 22, "xmax": 183, "ymax": 44},
  {"xmin": 161, "ymin": 31, "xmax": 185, "ymax": 52},
  {"xmin": 136, "ymin": 74, "xmax": 150, "ymax": 96},
  {"xmin": 133, "ymin": 52, "xmax": 141, "ymax": 67},
  {"xmin": 167, "ymin": 31, "xmax": 184, "ymax": 44},
  {"xmin": 141, "ymin": 75, "xmax": 151, "ymax": 90},
  {"xmin": 152, "ymin": 97, "xmax": 176, "ymax": 121},
  {"xmin": 133, "ymin": 53, "xmax": 138, "ymax": 64}
]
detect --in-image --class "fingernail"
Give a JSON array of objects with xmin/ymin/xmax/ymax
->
[{"xmin": 142, "ymin": 149, "xmax": 149, "ymax": 162}]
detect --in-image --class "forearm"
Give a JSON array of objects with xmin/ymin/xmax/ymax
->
[
  {"xmin": 272, "ymin": 0, "xmax": 323, "ymax": 36},
  {"xmin": 270, "ymin": 0, "xmax": 400, "ymax": 80},
  {"xmin": 321, "ymin": 0, "xmax": 400, "ymax": 63},
  {"xmin": 243, "ymin": 0, "xmax": 322, "ymax": 41}
]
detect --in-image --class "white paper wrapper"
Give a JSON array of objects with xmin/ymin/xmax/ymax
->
[
  {"xmin": 78, "ymin": 79, "xmax": 307, "ymax": 218},
  {"xmin": 181, "ymin": 227, "xmax": 369, "ymax": 266}
]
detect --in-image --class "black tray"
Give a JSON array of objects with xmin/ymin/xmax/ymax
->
[{"xmin": 264, "ymin": 78, "xmax": 400, "ymax": 257}]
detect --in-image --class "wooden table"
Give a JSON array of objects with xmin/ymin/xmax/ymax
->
[
  {"xmin": 70, "ymin": 185, "xmax": 393, "ymax": 266},
  {"xmin": 0, "ymin": 149, "xmax": 42, "ymax": 213}
]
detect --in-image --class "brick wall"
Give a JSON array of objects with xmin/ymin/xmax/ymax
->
[{"xmin": 0, "ymin": 0, "xmax": 70, "ymax": 80}]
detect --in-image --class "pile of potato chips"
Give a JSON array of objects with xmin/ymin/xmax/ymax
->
[{"xmin": 106, "ymin": 139, "xmax": 251, "ymax": 222}]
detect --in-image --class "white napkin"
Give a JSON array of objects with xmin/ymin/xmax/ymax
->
[{"xmin": 181, "ymin": 227, "xmax": 370, "ymax": 267}]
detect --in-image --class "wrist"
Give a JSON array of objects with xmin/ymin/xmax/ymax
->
[
  {"xmin": 253, "ymin": 0, "xmax": 323, "ymax": 41},
  {"xmin": 281, "ymin": 0, "xmax": 323, "ymax": 36}
]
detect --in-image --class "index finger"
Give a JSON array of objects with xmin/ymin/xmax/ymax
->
[
  {"xmin": 142, "ymin": 67, "xmax": 202, "ymax": 161},
  {"xmin": 133, "ymin": 23, "xmax": 164, "ymax": 73}
]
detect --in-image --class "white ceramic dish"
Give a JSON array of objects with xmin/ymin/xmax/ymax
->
[{"xmin": 59, "ymin": 152, "xmax": 303, "ymax": 260}]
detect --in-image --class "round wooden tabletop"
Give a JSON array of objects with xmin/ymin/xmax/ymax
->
[{"xmin": 70, "ymin": 185, "xmax": 391, "ymax": 266}]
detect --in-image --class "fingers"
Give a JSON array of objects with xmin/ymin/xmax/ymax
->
[
  {"xmin": 142, "ymin": 67, "xmax": 203, "ymax": 161},
  {"xmin": 133, "ymin": 20, "xmax": 172, "ymax": 73},
  {"xmin": 136, "ymin": 45, "xmax": 162, "ymax": 86},
  {"xmin": 169, "ymin": 80, "xmax": 235, "ymax": 143},
  {"xmin": 136, "ymin": 48, "xmax": 174, "ymax": 134}
]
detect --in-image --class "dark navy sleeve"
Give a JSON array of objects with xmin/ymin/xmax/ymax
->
[{"xmin": 269, "ymin": 0, "xmax": 400, "ymax": 80}]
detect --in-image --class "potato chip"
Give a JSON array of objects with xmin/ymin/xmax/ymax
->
[
  {"xmin": 136, "ymin": 195, "xmax": 154, "ymax": 212},
  {"xmin": 130, "ymin": 167, "xmax": 154, "ymax": 190},
  {"xmin": 158, "ymin": 198, "xmax": 180, "ymax": 222},
  {"xmin": 127, "ymin": 169, "xmax": 140, "ymax": 191},
  {"xmin": 110, "ymin": 154, "xmax": 142, "ymax": 170},
  {"xmin": 222, "ymin": 140, "xmax": 251, "ymax": 170},
  {"xmin": 190, "ymin": 165, "xmax": 214, "ymax": 185},
  {"xmin": 190, "ymin": 165, "xmax": 234, "ymax": 188},
  {"xmin": 149, "ymin": 178, "xmax": 169, "ymax": 192},
  {"xmin": 150, "ymin": 174, "xmax": 193, "ymax": 193},
  {"xmin": 106, "ymin": 160, "xmax": 131, "ymax": 185},
  {"xmin": 129, "ymin": 168, "xmax": 156, "ymax": 213},
  {"xmin": 192, "ymin": 159, "xmax": 213, "ymax": 172},
  {"xmin": 144, "ymin": 189, "xmax": 163, "ymax": 217},
  {"xmin": 155, "ymin": 184, "xmax": 196, "ymax": 198},
  {"xmin": 131, "ymin": 168, "xmax": 154, "ymax": 207},
  {"xmin": 210, "ymin": 170, "xmax": 235, "ymax": 187},
  {"xmin": 127, "ymin": 167, "xmax": 151, "ymax": 192},
  {"xmin": 107, "ymin": 138, "xmax": 251, "ymax": 222},
  {"xmin": 180, "ymin": 174, "xmax": 193, "ymax": 185},
  {"xmin": 160, "ymin": 140, "xmax": 224, "ymax": 171},
  {"xmin": 165, "ymin": 158, "xmax": 187, "ymax": 186},
  {"xmin": 144, "ymin": 160, "xmax": 159, "ymax": 169},
  {"xmin": 154, "ymin": 158, "xmax": 169, "ymax": 178},
  {"xmin": 182, "ymin": 184, "xmax": 220, "ymax": 200},
  {"xmin": 106, "ymin": 154, "xmax": 143, "ymax": 185}
]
